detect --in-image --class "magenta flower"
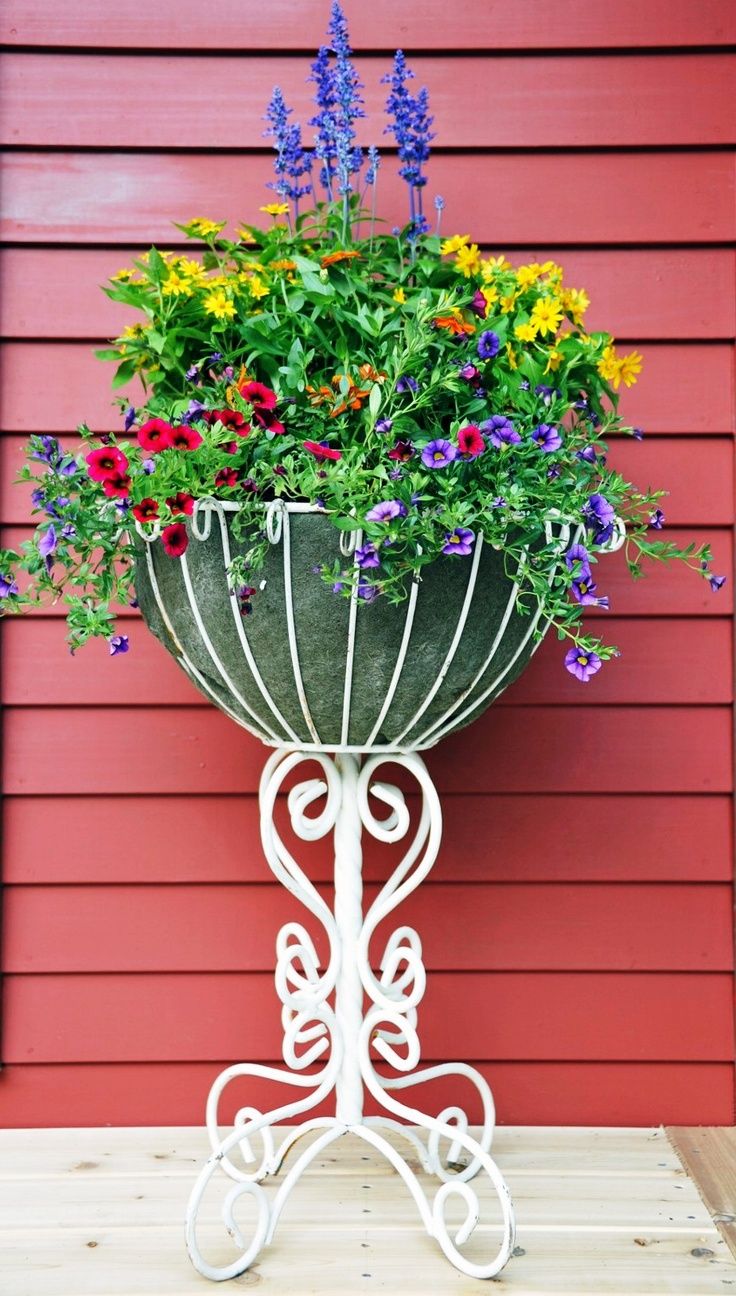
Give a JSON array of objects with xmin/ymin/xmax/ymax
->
[
  {"xmin": 442, "ymin": 527, "xmax": 475, "ymax": 556},
  {"xmin": 421, "ymin": 439, "xmax": 457, "ymax": 469},
  {"xmin": 468, "ymin": 289, "xmax": 488, "ymax": 318},
  {"xmin": 366, "ymin": 499, "xmax": 407, "ymax": 522},
  {"xmin": 564, "ymin": 646, "xmax": 602, "ymax": 682},
  {"xmin": 457, "ymin": 424, "xmax": 485, "ymax": 459}
]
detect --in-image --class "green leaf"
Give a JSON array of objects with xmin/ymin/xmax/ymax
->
[
  {"xmin": 368, "ymin": 384, "xmax": 382, "ymax": 418},
  {"xmin": 111, "ymin": 360, "xmax": 136, "ymax": 389}
]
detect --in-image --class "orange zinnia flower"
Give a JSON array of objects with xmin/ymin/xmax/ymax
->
[
  {"xmin": 433, "ymin": 315, "xmax": 476, "ymax": 336},
  {"xmin": 321, "ymin": 250, "xmax": 362, "ymax": 267}
]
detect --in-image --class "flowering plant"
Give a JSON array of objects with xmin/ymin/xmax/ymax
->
[{"xmin": 0, "ymin": 3, "xmax": 724, "ymax": 679}]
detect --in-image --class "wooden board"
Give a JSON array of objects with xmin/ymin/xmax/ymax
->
[
  {"xmin": 3, "ymin": 881, "xmax": 732, "ymax": 974},
  {"xmin": 3, "ymin": 793, "xmax": 731, "ymax": 885},
  {"xmin": 4, "ymin": 970, "xmax": 733, "ymax": 1063},
  {"xmin": 4, "ymin": 53, "xmax": 735, "ymax": 149},
  {"xmin": 668, "ymin": 1128, "xmax": 736, "ymax": 1259},
  {"xmin": 3, "ymin": 0, "xmax": 735, "ymax": 49},
  {"xmin": 4, "ymin": 151, "xmax": 735, "ymax": 245},
  {"xmin": 2, "ymin": 703, "xmax": 731, "ymax": 795},
  {"xmin": 0, "ymin": 1125, "xmax": 733, "ymax": 1295},
  {"xmin": 2, "ymin": 248, "xmax": 735, "ymax": 342},
  {"xmin": 3, "ymin": 342, "xmax": 732, "ymax": 433},
  {"xmin": 1, "ymin": 1063, "xmax": 733, "ymax": 1129}
]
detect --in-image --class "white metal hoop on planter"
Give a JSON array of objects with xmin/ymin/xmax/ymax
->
[{"xmin": 132, "ymin": 501, "xmax": 583, "ymax": 1282}]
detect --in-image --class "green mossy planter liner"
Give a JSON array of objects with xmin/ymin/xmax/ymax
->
[{"xmin": 134, "ymin": 507, "xmax": 543, "ymax": 750}]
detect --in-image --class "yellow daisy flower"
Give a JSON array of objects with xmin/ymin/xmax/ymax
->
[
  {"xmin": 440, "ymin": 234, "xmax": 469, "ymax": 255},
  {"xmin": 500, "ymin": 292, "xmax": 518, "ymax": 314},
  {"xmin": 530, "ymin": 298, "xmax": 563, "ymax": 337},
  {"xmin": 111, "ymin": 268, "xmax": 134, "ymax": 282},
  {"xmin": 455, "ymin": 243, "xmax": 482, "ymax": 277},
  {"xmin": 563, "ymin": 287, "xmax": 590, "ymax": 324},
  {"xmin": 506, "ymin": 342, "xmax": 518, "ymax": 369},
  {"xmin": 249, "ymin": 277, "xmax": 269, "ymax": 300},
  {"xmin": 481, "ymin": 255, "xmax": 511, "ymax": 277},
  {"xmin": 516, "ymin": 264, "xmax": 542, "ymax": 288},
  {"xmin": 393, "ymin": 287, "xmax": 406, "ymax": 304},
  {"xmin": 514, "ymin": 321, "xmax": 539, "ymax": 343},
  {"xmin": 121, "ymin": 323, "xmax": 146, "ymax": 339},
  {"xmin": 203, "ymin": 288, "xmax": 236, "ymax": 320},
  {"xmin": 481, "ymin": 284, "xmax": 499, "ymax": 310},
  {"xmin": 185, "ymin": 218, "xmax": 226, "ymax": 239},
  {"xmin": 259, "ymin": 203, "xmax": 290, "ymax": 216},
  {"xmin": 597, "ymin": 344, "xmax": 619, "ymax": 383},
  {"xmin": 616, "ymin": 350, "xmax": 643, "ymax": 389},
  {"xmin": 545, "ymin": 347, "xmax": 564, "ymax": 373},
  {"xmin": 161, "ymin": 270, "xmax": 193, "ymax": 297}
]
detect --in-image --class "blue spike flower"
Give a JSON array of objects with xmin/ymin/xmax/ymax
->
[{"xmin": 263, "ymin": 87, "xmax": 313, "ymax": 216}]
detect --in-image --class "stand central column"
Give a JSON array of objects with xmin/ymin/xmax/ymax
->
[{"xmin": 333, "ymin": 752, "xmax": 364, "ymax": 1125}]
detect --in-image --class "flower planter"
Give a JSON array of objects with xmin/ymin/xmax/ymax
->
[{"xmin": 134, "ymin": 500, "xmax": 547, "ymax": 751}]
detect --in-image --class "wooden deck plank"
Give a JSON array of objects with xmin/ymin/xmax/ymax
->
[
  {"xmin": 667, "ymin": 1128, "xmax": 736, "ymax": 1260},
  {"xmin": 1, "ymin": 1127, "xmax": 732, "ymax": 1294}
]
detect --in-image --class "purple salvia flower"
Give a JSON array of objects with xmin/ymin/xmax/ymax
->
[
  {"xmin": 442, "ymin": 527, "xmax": 475, "ymax": 556},
  {"xmin": 421, "ymin": 439, "xmax": 457, "ymax": 469},
  {"xmin": 109, "ymin": 635, "xmax": 129, "ymax": 656},
  {"xmin": 532, "ymin": 423, "xmax": 563, "ymax": 453},
  {"xmin": 365, "ymin": 145, "xmax": 380, "ymax": 185},
  {"xmin": 264, "ymin": 86, "xmax": 312, "ymax": 212},
  {"xmin": 309, "ymin": 44, "xmax": 339, "ymax": 197},
  {"xmin": 365, "ymin": 499, "xmax": 407, "ymax": 523},
  {"xmin": 327, "ymin": 1, "xmax": 364, "ymax": 198},
  {"xmin": 480, "ymin": 415, "xmax": 521, "ymax": 449},
  {"xmin": 477, "ymin": 330, "xmax": 500, "ymax": 360},
  {"xmin": 382, "ymin": 51, "xmax": 434, "ymax": 233},
  {"xmin": 564, "ymin": 646, "xmax": 603, "ymax": 683},
  {"xmin": 434, "ymin": 193, "xmax": 444, "ymax": 236}
]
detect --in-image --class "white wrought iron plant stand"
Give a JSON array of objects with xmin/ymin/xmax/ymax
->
[{"xmin": 135, "ymin": 499, "xmax": 621, "ymax": 1281}]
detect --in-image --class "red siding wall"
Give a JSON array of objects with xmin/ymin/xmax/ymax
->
[{"xmin": 0, "ymin": 1, "xmax": 734, "ymax": 1127}]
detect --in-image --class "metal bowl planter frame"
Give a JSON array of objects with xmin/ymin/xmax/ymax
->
[{"xmin": 133, "ymin": 499, "xmax": 584, "ymax": 1282}]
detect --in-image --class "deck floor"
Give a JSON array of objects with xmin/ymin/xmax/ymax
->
[{"xmin": 0, "ymin": 1125, "xmax": 734, "ymax": 1294}]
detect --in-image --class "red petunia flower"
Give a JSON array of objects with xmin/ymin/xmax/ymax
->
[
  {"xmin": 239, "ymin": 380, "xmax": 277, "ymax": 410},
  {"xmin": 132, "ymin": 497, "xmax": 159, "ymax": 524},
  {"xmin": 86, "ymin": 446, "xmax": 129, "ymax": 481},
  {"xmin": 304, "ymin": 440, "xmax": 342, "ymax": 462},
  {"xmin": 215, "ymin": 467, "xmax": 239, "ymax": 488},
  {"xmin": 161, "ymin": 522, "xmax": 188, "ymax": 557},
  {"xmin": 138, "ymin": 418, "xmax": 174, "ymax": 453},
  {"xmin": 387, "ymin": 439, "xmax": 414, "ymax": 462},
  {"xmin": 209, "ymin": 408, "xmax": 249, "ymax": 434},
  {"xmin": 457, "ymin": 423, "xmax": 486, "ymax": 459},
  {"xmin": 253, "ymin": 408, "xmax": 285, "ymax": 435},
  {"xmin": 169, "ymin": 425, "xmax": 203, "ymax": 452},
  {"xmin": 166, "ymin": 492, "xmax": 195, "ymax": 516},
  {"xmin": 222, "ymin": 440, "xmax": 239, "ymax": 454},
  {"xmin": 102, "ymin": 472, "xmax": 131, "ymax": 498}
]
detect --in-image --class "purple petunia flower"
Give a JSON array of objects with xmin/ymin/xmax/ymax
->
[
  {"xmin": 564, "ymin": 645, "xmax": 603, "ymax": 683},
  {"xmin": 576, "ymin": 445, "xmax": 597, "ymax": 464},
  {"xmin": 332, "ymin": 580, "xmax": 345, "ymax": 594},
  {"xmin": 355, "ymin": 542, "xmax": 380, "ymax": 569},
  {"xmin": 491, "ymin": 496, "xmax": 507, "ymax": 509},
  {"xmin": 375, "ymin": 417, "xmax": 393, "ymax": 434},
  {"xmin": 208, "ymin": 352, "xmax": 223, "ymax": 363},
  {"xmin": 458, "ymin": 363, "xmax": 480, "ymax": 382},
  {"xmin": 185, "ymin": 365, "xmax": 199, "ymax": 382},
  {"xmin": 480, "ymin": 415, "xmax": 521, "ymax": 449},
  {"xmin": 61, "ymin": 522, "xmax": 76, "ymax": 540},
  {"xmin": 632, "ymin": 427, "xmax": 645, "ymax": 441},
  {"xmin": 182, "ymin": 399, "xmax": 206, "ymax": 425},
  {"xmin": 142, "ymin": 459, "xmax": 155, "ymax": 474},
  {"xmin": 583, "ymin": 493, "xmax": 615, "ymax": 539},
  {"xmin": 38, "ymin": 525, "xmax": 57, "ymax": 558},
  {"xmin": 109, "ymin": 635, "xmax": 129, "ymax": 656},
  {"xmin": 31, "ymin": 488, "xmax": 45, "ymax": 510},
  {"xmin": 0, "ymin": 575, "xmax": 19, "ymax": 598},
  {"xmin": 477, "ymin": 330, "xmax": 500, "ymax": 360},
  {"xmin": 395, "ymin": 374, "xmax": 419, "ymax": 394},
  {"xmin": 565, "ymin": 543, "xmax": 591, "ymax": 575},
  {"xmin": 30, "ymin": 435, "xmax": 62, "ymax": 468},
  {"xmin": 421, "ymin": 439, "xmax": 457, "ymax": 469},
  {"xmin": 649, "ymin": 509, "xmax": 665, "ymax": 530},
  {"xmin": 357, "ymin": 576, "xmax": 379, "ymax": 602},
  {"xmin": 572, "ymin": 576, "xmax": 609, "ymax": 609},
  {"xmin": 532, "ymin": 423, "xmax": 563, "ymax": 453},
  {"xmin": 366, "ymin": 499, "xmax": 407, "ymax": 523},
  {"xmin": 442, "ymin": 527, "xmax": 475, "ymax": 556},
  {"xmin": 709, "ymin": 573, "xmax": 727, "ymax": 592},
  {"xmin": 535, "ymin": 383, "xmax": 558, "ymax": 406},
  {"xmin": 124, "ymin": 405, "xmax": 136, "ymax": 431}
]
